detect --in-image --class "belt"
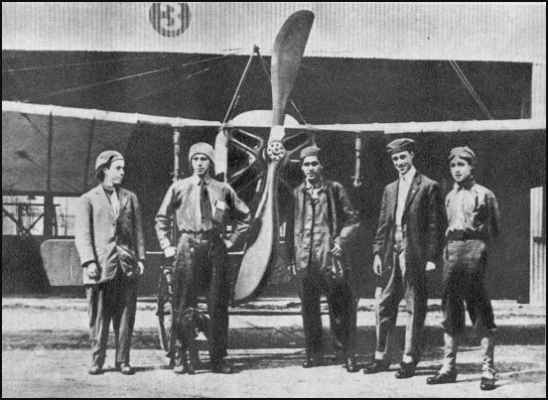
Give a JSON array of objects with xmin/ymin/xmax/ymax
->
[
  {"xmin": 180, "ymin": 229, "xmax": 218, "ymax": 235},
  {"xmin": 446, "ymin": 230, "xmax": 486, "ymax": 241}
]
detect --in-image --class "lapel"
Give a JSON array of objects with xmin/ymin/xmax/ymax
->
[
  {"xmin": 94, "ymin": 185, "xmax": 114, "ymax": 219},
  {"xmin": 389, "ymin": 181, "xmax": 399, "ymax": 221},
  {"xmin": 118, "ymin": 187, "xmax": 130, "ymax": 214},
  {"xmin": 94, "ymin": 185, "xmax": 129, "ymax": 219},
  {"xmin": 402, "ymin": 173, "xmax": 422, "ymax": 218},
  {"xmin": 297, "ymin": 183, "xmax": 307, "ymax": 232}
]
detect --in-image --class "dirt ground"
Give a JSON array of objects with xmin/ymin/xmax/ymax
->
[{"xmin": 2, "ymin": 297, "xmax": 546, "ymax": 398}]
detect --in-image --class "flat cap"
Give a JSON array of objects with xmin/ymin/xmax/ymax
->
[
  {"xmin": 449, "ymin": 146, "xmax": 476, "ymax": 164},
  {"xmin": 95, "ymin": 150, "xmax": 124, "ymax": 172},
  {"xmin": 299, "ymin": 145, "xmax": 321, "ymax": 160},
  {"xmin": 386, "ymin": 138, "xmax": 416, "ymax": 154},
  {"xmin": 188, "ymin": 142, "xmax": 214, "ymax": 162}
]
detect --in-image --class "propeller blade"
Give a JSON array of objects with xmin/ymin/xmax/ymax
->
[
  {"xmin": 233, "ymin": 10, "xmax": 314, "ymax": 303},
  {"xmin": 214, "ymin": 128, "xmax": 228, "ymax": 179},
  {"xmin": 271, "ymin": 10, "xmax": 314, "ymax": 125},
  {"xmin": 233, "ymin": 161, "xmax": 280, "ymax": 302}
]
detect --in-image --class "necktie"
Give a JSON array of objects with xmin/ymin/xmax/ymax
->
[{"xmin": 200, "ymin": 180, "xmax": 212, "ymax": 223}]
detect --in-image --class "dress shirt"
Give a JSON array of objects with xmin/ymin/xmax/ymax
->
[
  {"xmin": 155, "ymin": 174, "xmax": 250, "ymax": 250},
  {"xmin": 103, "ymin": 186, "xmax": 120, "ymax": 219},
  {"xmin": 395, "ymin": 166, "xmax": 416, "ymax": 226},
  {"xmin": 445, "ymin": 178, "xmax": 500, "ymax": 241}
]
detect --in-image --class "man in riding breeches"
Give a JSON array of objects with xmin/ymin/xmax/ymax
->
[{"xmin": 155, "ymin": 142, "xmax": 250, "ymax": 374}]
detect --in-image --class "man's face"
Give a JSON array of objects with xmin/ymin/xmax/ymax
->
[
  {"xmin": 450, "ymin": 157, "xmax": 473, "ymax": 183},
  {"xmin": 104, "ymin": 159, "xmax": 125, "ymax": 185},
  {"xmin": 191, "ymin": 154, "xmax": 211, "ymax": 177},
  {"xmin": 391, "ymin": 150, "xmax": 414, "ymax": 176},
  {"xmin": 301, "ymin": 155, "xmax": 322, "ymax": 182}
]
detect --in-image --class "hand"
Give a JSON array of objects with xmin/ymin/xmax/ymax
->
[
  {"xmin": 223, "ymin": 239, "xmax": 233, "ymax": 250},
  {"xmin": 372, "ymin": 254, "xmax": 382, "ymax": 276},
  {"xmin": 87, "ymin": 262, "xmax": 100, "ymax": 280},
  {"xmin": 287, "ymin": 262, "xmax": 297, "ymax": 276},
  {"xmin": 425, "ymin": 261, "xmax": 436, "ymax": 272},
  {"xmin": 137, "ymin": 261, "xmax": 145, "ymax": 276},
  {"xmin": 163, "ymin": 246, "xmax": 177, "ymax": 259},
  {"xmin": 330, "ymin": 243, "xmax": 343, "ymax": 258}
]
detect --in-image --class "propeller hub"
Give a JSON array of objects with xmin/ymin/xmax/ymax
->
[{"xmin": 266, "ymin": 140, "xmax": 286, "ymax": 161}]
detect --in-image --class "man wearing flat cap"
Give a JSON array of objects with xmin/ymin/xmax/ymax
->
[
  {"xmin": 286, "ymin": 145, "xmax": 361, "ymax": 372},
  {"xmin": 155, "ymin": 142, "xmax": 250, "ymax": 374},
  {"xmin": 365, "ymin": 138, "xmax": 445, "ymax": 378},
  {"xmin": 75, "ymin": 150, "xmax": 145, "ymax": 376},
  {"xmin": 427, "ymin": 146, "xmax": 500, "ymax": 391}
]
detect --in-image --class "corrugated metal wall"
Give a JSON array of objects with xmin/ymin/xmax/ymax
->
[
  {"xmin": 2, "ymin": 3, "xmax": 545, "ymax": 63},
  {"xmin": 530, "ymin": 186, "xmax": 546, "ymax": 305}
]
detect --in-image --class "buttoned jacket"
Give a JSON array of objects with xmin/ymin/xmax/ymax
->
[
  {"xmin": 372, "ymin": 172, "xmax": 445, "ymax": 278},
  {"xmin": 289, "ymin": 180, "xmax": 360, "ymax": 274},
  {"xmin": 75, "ymin": 185, "xmax": 145, "ymax": 285}
]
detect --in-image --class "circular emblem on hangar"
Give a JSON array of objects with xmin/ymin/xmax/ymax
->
[{"xmin": 149, "ymin": 2, "xmax": 191, "ymax": 37}]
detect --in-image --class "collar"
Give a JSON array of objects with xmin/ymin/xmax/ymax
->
[
  {"xmin": 304, "ymin": 178, "xmax": 326, "ymax": 191},
  {"xmin": 454, "ymin": 176, "xmax": 476, "ymax": 191},
  {"xmin": 101, "ymin": 183, "xmax": 117, "ymax": 195},
  {"xmin": 399, "ymin": 166, "xmax": 416, "ymax": 183},
  {"xmin": 191, "ymin": 174, "xmax": 212, "ymax": 185}
]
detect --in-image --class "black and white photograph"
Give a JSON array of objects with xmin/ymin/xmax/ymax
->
[{"xmin": 2, "ymin": 2, "xmax": 546, "ymax": 397}]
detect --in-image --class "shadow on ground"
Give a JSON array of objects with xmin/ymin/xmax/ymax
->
[{"xmin": 3, "ymin": 324, "xmax": 545, "ymax": 352}]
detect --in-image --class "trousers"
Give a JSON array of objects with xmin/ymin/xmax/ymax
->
[
  {"xmin": 172, "ymin": 232, "xmax": 230, "ymax": 363},
  {"xmin": 440, "ymin": 239, "xmax": 497, "ymax": 376},
  {"xmin": 298, "ymin": 266, "xmax": 357, "ymax": 357},
  {"xmin": 86, "ymin": 268, "xmax": 138, "ymax": 367},
  {"xmin": 441, "ymin": 239, "xmax": 496, "ymax": 336},
  {"xmin": 374, "ymin": 246, "xmax": 427, "ymax": 364}
]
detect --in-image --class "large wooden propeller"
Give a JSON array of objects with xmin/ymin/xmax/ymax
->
[{"xmin": 233, "ymin": 10, "xmax": 314, "ymax": 303}]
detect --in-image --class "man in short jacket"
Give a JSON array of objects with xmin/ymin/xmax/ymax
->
[
  {"xmin": 75, "ymin": 150, "xmax": 145, "ymax": 375},
  {"xmin": 288, "ymin": 145, "xmax": 361, "ymax": 372}
]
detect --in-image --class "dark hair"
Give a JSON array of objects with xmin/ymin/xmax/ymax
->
[
  {"xmin": 301, "ymin": 153, "xmax": 323, "ymax": 166},
  {"xmin": 95, "ymin": 158, "xmax": 113, "ymax": 182}
]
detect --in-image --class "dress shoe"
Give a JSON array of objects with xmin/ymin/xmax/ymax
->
[
  {"xmin": 344, "ymin": 356, "xmax": 359, "ymax": 373},
  {"xmin": 173, "ymin": 364, "xmax": 186, "ymax": 374},
  {"xmin": 211, "ymin": 359, "xmax": 234, "ymax": 374},
  {"xmin": 480, "ymin": 377, "xmax": 496, "ymax": 391},
  {"xmin": 363, "ymin": 360, "xmax": 390, "ymax": 374},
  {"xmin": 426, "ymin": 371, "xmax": 457, "ymax": 385},
  {"xmin": 395, "ymin": 362, "xmax": 416, "ymax": 379},
  {"xmin": 120, "ymin": 364, "xmax": 135, "ymax": 375},
  {"xmin": 88, "ymin": 365, "xmax": 103, "ymax": 375},
  {"xmin": 302, "ymin": 355, "xmax": 323, "ymax": 368}
]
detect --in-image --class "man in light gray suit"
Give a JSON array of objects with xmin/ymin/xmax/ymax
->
[{"xmin": 75, "ymin": 150, "xmax": 145, "ymax": 375}]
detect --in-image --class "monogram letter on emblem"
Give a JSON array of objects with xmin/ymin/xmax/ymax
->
[{"xmin": 149, "ymin": 2, "xmax": 191, "ymax": 38}]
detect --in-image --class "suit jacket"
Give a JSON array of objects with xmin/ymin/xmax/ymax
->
[
  {"xmin": 372, "ymin": 172, "xmax": 445, "ymax": 278},
  {"xmin": 288, "ymin": 180, "xmax": 360, "ymax": 274},
  {"xmin": 75, "ymin": 184, "xmax": 145, "ymax": 285}
]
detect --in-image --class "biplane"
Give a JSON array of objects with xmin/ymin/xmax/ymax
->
[{"xmin": 2, "ymin": 5, "xmax": 545, "ymax": 315}]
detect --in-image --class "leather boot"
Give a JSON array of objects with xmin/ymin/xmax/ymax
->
[
  {"xmin": 302, "ymin": 353, "xmax": 323, "ymax": 368},
  {"xmin": 173, "ymin": 347, "xmax": 185, "ymax": 374},
  {"xmin": 344, "ymin": 355, "xmax": 359, "ymax": 373},
  {"xmin": 480, "ymin": 335, "xmax": 497, "ymax": 391},
  {"xmin": 183, "ymin": 349, "xmax": 196, "ymax": 375}
]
